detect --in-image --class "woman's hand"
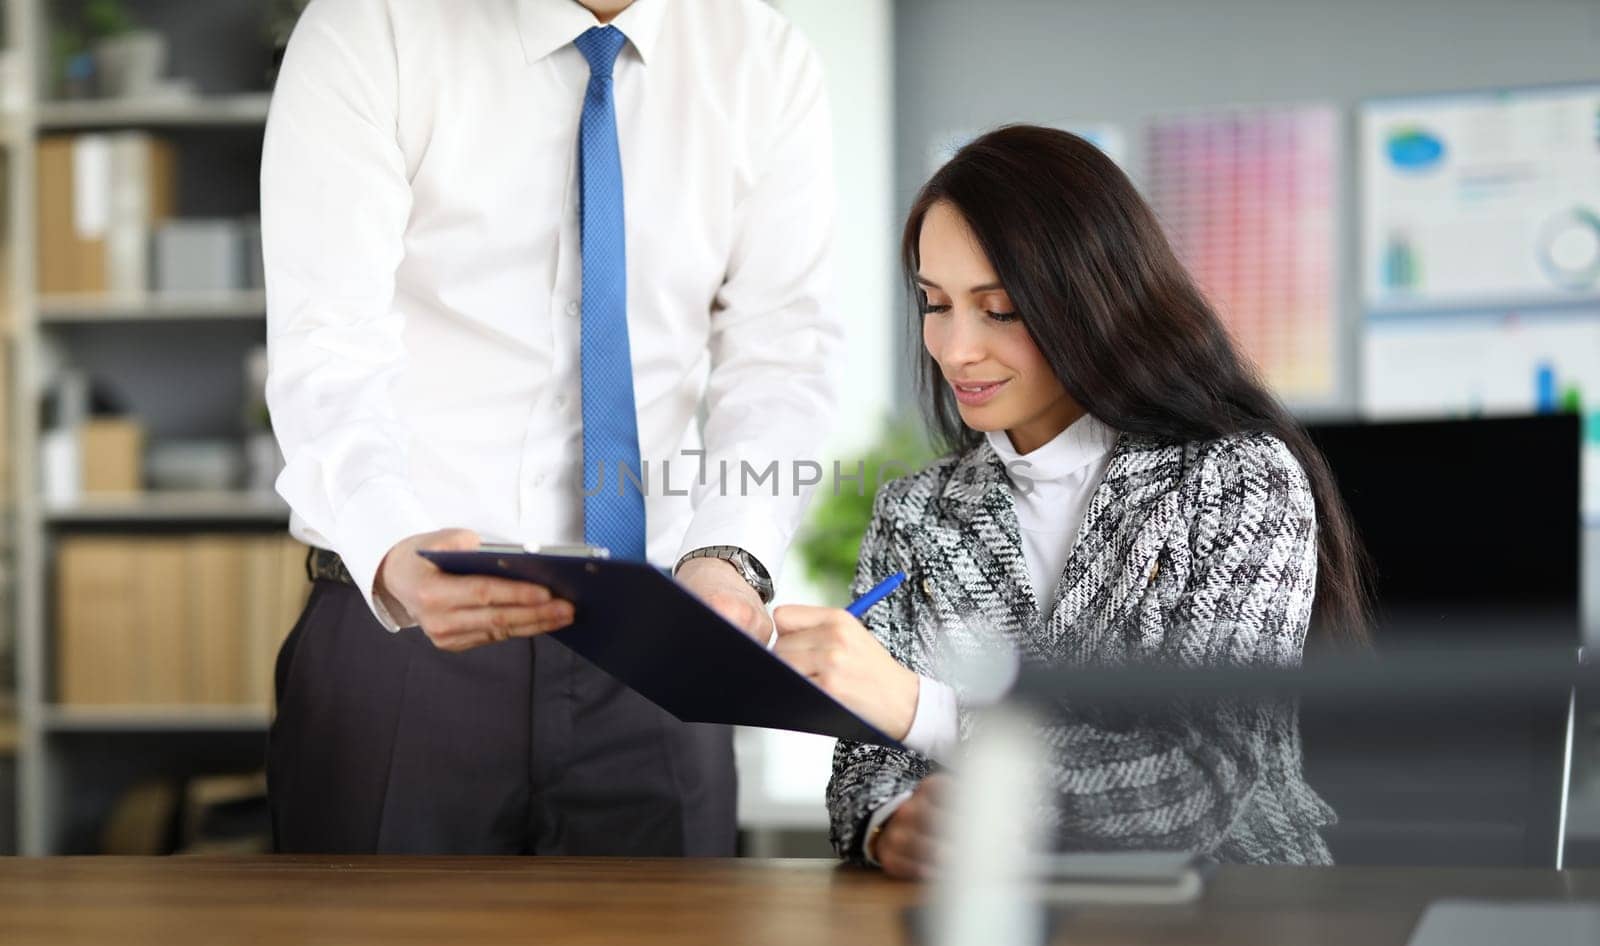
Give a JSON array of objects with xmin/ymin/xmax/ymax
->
[
  {"xmin": 872, "ymin": 775, "xmax": 950, "ymax": 880},
  {"xmin": 771, "ymin": 605, "xmax": 920, "ymax": 740}
]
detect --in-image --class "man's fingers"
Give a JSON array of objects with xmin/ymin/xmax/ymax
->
[
  {"xmin": 420, "ymin": 574, "xmax": 554, "ymax": 611},
  {"xmin": 420, "ymin": 528, "xmax": 482, "ymax": 553},
  {"xmin": 436, "ymin": 602, "xmax": 575, "ymax": 638},
  {"xmin": 706, "ymin": 592, "xmax": 758, "ymax": 629},
  {"xmin": 433, "ymin": 631, "xmax": 494, "ymax": 653}
]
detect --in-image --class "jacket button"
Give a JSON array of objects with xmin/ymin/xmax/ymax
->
[
  {"xmin": 1148, "ymin": 561, "xmax": 1161, "ymax": 583},
  {"xmin": 921, "ymin": 577, "xmax": 935, "ymax": 597}
]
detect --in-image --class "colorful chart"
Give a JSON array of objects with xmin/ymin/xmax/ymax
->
[
  {"xmin": 1364, "ymin": 311, "xmax": 1600, "ymax": 517},
  {"xmin": 1361, "ymin": 84, "xmax": 1600, "ymax": 311},
  {"xmin": 1145, "ymin": 106, "xmax": 1340, "ymax": 400}
]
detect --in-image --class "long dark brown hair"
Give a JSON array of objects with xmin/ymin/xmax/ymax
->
[{"xmin": 904, "ymin": 125, "xmax": 1370, "ymax": 649}]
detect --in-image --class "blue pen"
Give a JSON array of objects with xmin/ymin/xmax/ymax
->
[{"xmin": 846, "ymin": 571, "xmax": 908, "ymax": 619}]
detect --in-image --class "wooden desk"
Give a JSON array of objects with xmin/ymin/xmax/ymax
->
[{"xmin": 1, "ymin": 857, "xmax": 1596, "ymax": 946}]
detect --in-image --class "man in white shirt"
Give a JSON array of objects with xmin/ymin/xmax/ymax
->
[{"xmin": 262, "ymin": 0, "xmax": 839, "ymax": 854}]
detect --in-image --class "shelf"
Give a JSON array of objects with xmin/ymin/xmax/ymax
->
[
  {"xmin": 41, "ymin": 704, "xmax": 270, "ymax": 733},
  {"xmin": 38, "ymin": 290, "xmax": 267, "ymax": 324},
  {"xmin": 36, "ymin": 93, "xmax": 272, "ymax": 130},
  {"xmin": 44, "ymin": 491, "xmax": 290, "ymax": 525}
]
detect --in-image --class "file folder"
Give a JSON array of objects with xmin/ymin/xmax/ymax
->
[{"xmin": 420, "ymin": 549, "xmax": 906, "ymax": 749}]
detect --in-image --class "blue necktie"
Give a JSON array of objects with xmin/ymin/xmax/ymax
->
[{"xmin": 574, "ymin": 26, "xmax": 646, "ymax": 561}]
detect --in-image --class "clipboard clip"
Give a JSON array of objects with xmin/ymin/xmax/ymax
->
[{"xmin": 477, "ymin": 542, "xmax": 612, "ymax": 559}]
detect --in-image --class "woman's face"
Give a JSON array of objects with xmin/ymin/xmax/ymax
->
[{"xmin": 918, "ymin": 200, "xmax": 1081, "ymax": 454}]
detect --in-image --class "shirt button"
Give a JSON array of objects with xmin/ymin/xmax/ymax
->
[
  {"xmin": 566, "ymin": 301, "xmax": 580, "ymax": 316},
  {"xmin": 533, "ymin": 474, "xmax": 547, "ymax": 488},
  {"xmin": 555, "ymin": 394, "xmax": 568, "ymax": 409}
]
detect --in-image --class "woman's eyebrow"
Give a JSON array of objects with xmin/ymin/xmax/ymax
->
[{"xmin": 915, "ymin": 275, "xmax": 1004, "ymax": 293}]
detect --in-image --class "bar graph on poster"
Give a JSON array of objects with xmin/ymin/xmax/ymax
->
[
  {"xmin": 1146, "ymin": 106, "xmax": 1340, "ymax": 401},
  {"xmin": 1365, "ymin": 311, "xmax": 1600, "ymax": 519},
  {"xmin": 1362, "ymin": 83, "xmax": 1600, "ymax": 311},
  {"xmin": 1361, "ymin": 83, "xmax": 1600, "ymax": 519}
]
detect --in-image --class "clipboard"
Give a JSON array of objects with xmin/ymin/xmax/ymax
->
[{"xmin": 419, "ymin": 548, "xmax": 907, "ymax": 750}]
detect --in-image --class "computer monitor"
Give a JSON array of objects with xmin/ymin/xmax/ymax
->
[
  {"xmin": 1307, "ymin": 414, "xmax": 1581, "ymax": 640},
  {"xmin": 1301, "ymin": 414, "xmax": 1579, "ymax": 867}
]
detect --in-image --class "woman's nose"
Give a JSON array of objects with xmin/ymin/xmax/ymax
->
[{"xmin": 936, "ymin": 310, "xmax": 987, "ymax": 366}]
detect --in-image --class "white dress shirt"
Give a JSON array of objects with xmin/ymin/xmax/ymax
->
[
  {"xmin": 262, "ymin": 0, "xmax": 841, "ymax": 626},
  {"xmin": 864, "ymin": 414, "xmax": 1119, "ymax": 863},
  {"xmin": 984, "ymin": 415, "xmax": 1120, "ymax": 612}
]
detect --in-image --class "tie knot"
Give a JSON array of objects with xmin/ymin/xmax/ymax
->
[{"xmin": 574, "ymin": 26, "xmax": 627, "ymax": 77}]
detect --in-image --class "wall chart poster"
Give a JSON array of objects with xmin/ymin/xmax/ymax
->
[
  {"xmin": 1364, "ymin": 310, "xmax": 1600, "ymax": 519},
  {"xmin": 1362, "ymin": 83, "xmax": 1600, "ymax": 312},
  {"xmin": 1147, "ymin": 106, "xmax": 1340, "ymax": 400}
]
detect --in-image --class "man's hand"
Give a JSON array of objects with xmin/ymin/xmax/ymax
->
[
  {"xmin": 872, "ymin": 775, "xmax": 949, "ymax": 880},
  {"xmin": 375, "ymin": 529, "xmax": 575, "ymax": 652},
  {"xmin": 770, "ymin": 605, "xmax": 920, "ymax": 740},
  {"xmin": 677, "ymin": 556, "xmax": 773, "ymax": 642}
]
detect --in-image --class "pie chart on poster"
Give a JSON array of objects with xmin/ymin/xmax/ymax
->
[{"xmin": 1539, "ymin": 206, "xmax": 1600, "ymax": 291}]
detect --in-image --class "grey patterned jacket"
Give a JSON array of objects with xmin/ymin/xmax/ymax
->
[{"xmin": 826, "ymin": 429, "xmax": 1337, "ymax": 866}]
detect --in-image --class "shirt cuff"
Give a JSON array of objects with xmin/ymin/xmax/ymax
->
[
  {"xmin": 863, "ymin": 789, "xmax": 915, "ymax": 866},
  {"xmin": 331, "ymin": 476, "xmax": 439, "ymax": 631},
  {"xmin": 901, "ymin": 675, "xmax": 960, "ymax": 764},
  {"xmin": 675, "ymin": 499, "xmax": 789, "ymax": 590}
]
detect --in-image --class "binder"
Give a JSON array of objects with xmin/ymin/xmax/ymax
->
[
  {"xmin": 36, "ymin": 132, "xmax": 175, "ymax": 294},
  {"xmin": 420, "ymin": 549, "xmax": 905, "ymax": 749}
]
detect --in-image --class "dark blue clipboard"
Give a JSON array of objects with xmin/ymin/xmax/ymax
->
[{"xmin": 419, "ymin": 549, "xmax": 906, "ymax": 750}]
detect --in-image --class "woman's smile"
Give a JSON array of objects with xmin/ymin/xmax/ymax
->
[{"xmin": 949, "ymin": 378, "xmax": 1010, "ymax": 406}]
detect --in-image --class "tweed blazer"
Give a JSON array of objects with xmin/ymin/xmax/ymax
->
[{"xmin": 826, "ymin": 429, "xmax": 1337, "ymax": 866}]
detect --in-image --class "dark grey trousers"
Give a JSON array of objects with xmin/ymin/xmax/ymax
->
[{"xmin": 267, "ymin": 580, "xmax": 737, "ymax": 855}]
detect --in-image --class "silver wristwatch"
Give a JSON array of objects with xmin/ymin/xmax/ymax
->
[{"xmin": 675, "ymin": 545, "xmax": 774, "ymax": 604}]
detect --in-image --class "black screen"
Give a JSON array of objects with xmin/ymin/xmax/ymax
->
[
  {"xmin": 1300, "ymin": 414, "xmax": 1580, "ymax": 866},
  {"xmin": 1306, "ymin": 414, "xmax": 1581, "ymax": 643}
]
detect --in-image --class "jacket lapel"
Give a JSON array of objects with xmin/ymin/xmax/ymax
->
[
  {"xmin": 1047, "ymin": 434, "xmax": 1187, "ymax": 660},
  {"xmin": 925, "ymin": 442, "xmax": 1042, "ymax": 654},
  {"xmin": 918, "ymin": 434, "xmax": 1188, "ymax": 663}
]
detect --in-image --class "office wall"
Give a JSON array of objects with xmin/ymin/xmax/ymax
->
[
  {"xmin": 894, "ymin": 0, "xmax": 1600, "ymax": 406},
  {"xmin": 893, "ymin": 0, "xmax": 1600, "ymax": 639},
  {"xmin": 776, "ymin": 0, "xmax": 897, "ymax": 457}
]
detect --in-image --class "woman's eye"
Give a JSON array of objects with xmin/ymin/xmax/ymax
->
[
  {"xmin": 920, "ymin": 303, "xmax": 952, "ymax": 315},
  {"xmin": 987, "ymin": 310, "xmax": 1020, "ymax": 323}
]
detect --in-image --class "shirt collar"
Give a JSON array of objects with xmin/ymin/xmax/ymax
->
[
  {"xmin": 516, "ymin": 0, "xmax": 667, "ymax": 67},
  {"xmin": 985, "ymin": 414, "xmax": 1119, "ymax": 484}
]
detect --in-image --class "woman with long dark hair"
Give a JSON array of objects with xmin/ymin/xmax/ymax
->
[{"xmin": 772, "ymin": 124, "xmax": 1370, "ymax": 879}]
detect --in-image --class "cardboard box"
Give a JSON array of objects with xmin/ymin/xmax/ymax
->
[{"xmin": 79, "ymin": 417, "xmax": 144, "ymax": 494}]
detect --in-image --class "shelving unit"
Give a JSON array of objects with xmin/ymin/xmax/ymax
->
[
  {"xmin": 36, "ymin": 91, "xmax": 270, "ymax": 130},
  {"xmin": 44, "ymin": 490, "xmax": 287, "ymax": 524},
  {"xmin": 1, "ymin": 0, "xmax": 37, "ymax": 859},
  {"xmin": 7, "ymin": 0, "xmax": 291, "ymax": 855},
  {"xmin": 38, "ymin": 289, "xmax": 266, "ymax": 323},
  {"xmin": 40, "ymin": 704, "xmax": 271, "ymax": 733}
]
